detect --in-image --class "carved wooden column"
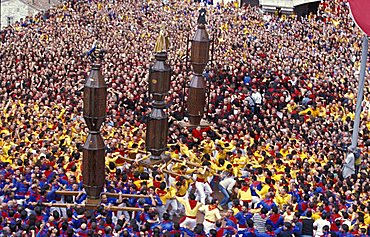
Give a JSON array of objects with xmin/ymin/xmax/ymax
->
[
  {"xmin": 187, "ymin": 8, "xmax": 210, "ymax": 125},
  {"xmin": 83, "ymin": 59, "xmax": 107, "ymax": 206}
]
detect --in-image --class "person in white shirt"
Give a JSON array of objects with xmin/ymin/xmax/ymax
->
[
  {"xmin": 218, "ymin": 164, "xmax": 236, "ymax": 209},
  {"xmin": 342, "ymin": 147, "xmax": 355, "ymax": 179},
  {"xmin": 250, "ymin": 88, "xmax": 262, "ymax": 113},
  {"xmin": 313, "ymin": 212, "xmax": 331, "ymax": 237}
]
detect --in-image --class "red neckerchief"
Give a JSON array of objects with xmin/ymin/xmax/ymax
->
[
  {"xmin": 241, "ymin": 186, "xmax": 249, "ymax": 192},
  {"xmin": 189, "ymin": 200, "xmax": 198, "ymax": 209},
  {"xmin": 252, "ymin": 181, "xmax": 261, "ymax": 187},
  {"xmin": 269, "ymin": 213, "xmax": 281, "ymax": 224},
  {"xmin": 229, "ymin": 216, "xmax": 237, "ymax": 225},
  {"xmin": 247, "ymin": 227, "xmax": 255, "ymax": 234},
  {"xmin": 264, "ymin": 198, "xmax": 273, "ymax": 206},
  {"xmin": 209, "ymin": 204, "xmax": 217, "ymax": 211},
  {"xmin": 156, "ymin": 189, "xmax": 167, "ymax": 197},
  {"xmin": 153, "ymin": 180, "xmax": 161, "ymax": 189}
]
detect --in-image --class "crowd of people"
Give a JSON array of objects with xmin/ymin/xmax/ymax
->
[{"xmin": 1, "ymin": 0, "xmax": 370, "ymax": 236}]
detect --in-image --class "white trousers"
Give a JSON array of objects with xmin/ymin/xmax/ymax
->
[
  {"xmin": 180, "ymin": 216, "xmax": 197, "ymax": 230},
  {"xmin": 203, "ymin": 219, "xmax": 215, "ymax": 234},
  {"xmin": 195, "ymin": 181, "xmax": 212, "ymax": 204}
]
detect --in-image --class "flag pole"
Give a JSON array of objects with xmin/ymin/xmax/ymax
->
[{"xmin": 350, "ymin": 35, "xmax": 368, "ymax": 149}]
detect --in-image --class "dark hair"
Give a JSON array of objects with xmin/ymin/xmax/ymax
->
[
  {"xmin": 306, "ymin": 210, "xmax": 312, "ymax": 218},
  {"xmin": 159, "ymin": 181, "xmax": 167, "ymax": 190},
  {"xmin": 163, "ymin": 213, "xmax": 170, "ymax": 221}
]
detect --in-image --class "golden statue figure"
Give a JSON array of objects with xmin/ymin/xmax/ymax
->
[{"xmin": 154, "ymin": 25, "xmax": 170, "ymax": 53}]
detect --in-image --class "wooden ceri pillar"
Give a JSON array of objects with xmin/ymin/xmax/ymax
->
[
  {"xmin": 146, "ymin": 26, "xmax": 171, "ymax": 160},
  {"xmin": 82, "ymin": 55, "xmax": 107, "ymax": 207},
  {"xmin": 187, "ymin": 8, "xmax": 210, "ymax": 125}
]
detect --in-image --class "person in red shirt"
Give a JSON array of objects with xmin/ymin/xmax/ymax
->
[{"xmin": 192, "ymin": 126, "xmax": 210, "ymax": 141}]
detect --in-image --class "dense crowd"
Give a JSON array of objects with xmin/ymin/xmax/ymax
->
[{"xmin": 1, "ymin": 0, "xmax": 370, "ymax": 236}]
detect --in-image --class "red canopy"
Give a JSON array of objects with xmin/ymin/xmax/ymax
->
[{"xmin": 349, "ymin": 0, "xmax": 370, "ymax": 36}]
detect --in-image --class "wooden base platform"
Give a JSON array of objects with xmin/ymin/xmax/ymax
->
[{"xmin": 178, "ymin": 119, "xmax": 210, "ymax": 128}]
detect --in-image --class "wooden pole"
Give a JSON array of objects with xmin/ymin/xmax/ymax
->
[
  {"xmin": 41, "ymin": 203, "xmax": 143, "ymax": 212},
  {"xmin": 55, "ymin": 191, "xmax": 150, "ymax": 199},
  {"xmin": 171, "ymin": 158, "xmax": 201, "ymax": 167},
  {"xmin": 106, "ymin": 206, "xmax": 143, "ymax": 212},
  {"xmin": 120, "ymin": 157, "xmax": 189, "ymax": 178}
]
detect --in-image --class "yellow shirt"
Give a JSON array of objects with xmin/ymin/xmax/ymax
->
[
  {"xmin": 257, "ymin": 184, "xmax": 270, "ymax": 199},
  {"xmin": 233, "ymin": 156, "xmax": 247, "ymax": 166},
  {"xmin": 157, "ymin": 187, "xmax": 176, "ymax": 205},
  {"xmin": 201, "ymin": 140, "xmax": 215, "ymax": 154},
  {"xmin": 175, "ymin": 181, "xmax": 190, "ymax": 197},
  {"xmin": 237, "ymin": 187, "xmax": 252, "ymax": 201},
  {"xmin": 0, "ymin": 154, "xmax": 11, "ymax": 163},
  {"xmin": 176, "ymin": 197, "xmax": 202, "ymax": 217},
  {"xmin": 170, "ymin": 151, "xmax": 179, "ymax": 159},
  {"xmin": 196, "ymin": 167, "xmax": 212, "ymax": 181},
  {"xmin": 199, "ymin": 205, "xmax": 222, "ymax": 222},
  {"xmin": 275, "ymin": 193, "xmax": 291, "ymax": 208},
  {"xmin": 312, "ymin": 212, "xmax": 321, "ymax": 221}
]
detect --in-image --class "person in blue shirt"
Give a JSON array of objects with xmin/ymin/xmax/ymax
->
[
  {"xmin": 256, "ymin": 225, "xmax": 278, "ymax": 237},
  {"xmin": 331, "ymin": 224, "xmax": 355, "ymax": 237},
  {"xmin": 14, "ymin": 177, "xmax": 29, "ymax": 198},
  {"xmin": 235, "ymin": 204, "xmax": 253, "ymax": 229},
  {"xmin": 214, "ymin": 220, "xmax": 237, "ymax": 236},
  {"xmin": 238, "ymin": 219, "xmax": 259, "ymax": 237},
  {"xmin": 250, "ymin": 175, "xmax": 262, "ymax": 197},
  {"xmin": 181, "ymin": 223, "xmax": 207, "ymax": 237},
  {"xmin": 168, "ymin": 223, "xmax": 185, "ymax": 237},
  {"xmin": 104, "ymin": 226, "xmax": 114, "ymax": 237},
  {"xmin": 144, "ymin": 186, "xmax": 162, "ymax": 207},
  {"xmin": 101, "ymin": 193, "xmax": 123, "ymax": 206},
  {"xmin": 321, "ymin": 225, "xmax": 331, "ymax": 237},
  {"xmin": 256, "ymin": 192, "xmax": 277, "ymax": 211},
  {"xmin": 266, "ymin": 206, "xmax": 284, "ymax": 230},
  {"xmin": 224, "ymin": 209, "xmax": 238, "ymax": 230},
  {"xmin": 158, "ymin": 213, "xmax": 173, "ymax": 232},
  {"xmin": 297, "ymin": 194, "xmax": 309, "ymax": 215}
]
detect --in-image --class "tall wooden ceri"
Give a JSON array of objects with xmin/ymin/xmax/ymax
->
[
  {"xmin": 187, "ymin": 8, "xmax": 211, "ymax": 126},
  {"xmin": 146, "ymin": 27, "xmax": 172, "ymax": 162},
  {"xmin": 42, "ymin": 44, "xmax": 149, "ymax": 212},
  {"xmin": 82, "ymin": 57, "xmax": 107, "ymax": 207}
]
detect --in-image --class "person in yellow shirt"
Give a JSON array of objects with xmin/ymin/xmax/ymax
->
[
  {"xmin": 0, "ymin": 149, "xmax": 11, "ymax": 163},
  {"xmin": 257, "ymin": 177, "xmax": 272, "ymax": 200},
  {"xmin": 232, "ymin": 150, "xmax": 247, "ymax": 176},
  {"xmin": 155, "ymin": 182, "xmax": 177, "ymax": 220},
  {"xmin": 214, "ymin": 158, "xmax": 232, "ymax": 172},
  {"xmin": 195, "ymin": 161, "xmax": 213, "ymax": 205},
  {"xmin": 212, "ymin": 144, "xmax": 226, "ymax": 162},
  {"xmin": 173, "ymin": 177, "xmax": 191, "ymax": 214},
  {"xmin": 237, "ymin": 181, "xmax": 253, "ymax": 206},
  {"xmin": 187, "ymin": 146, "xmax": 201, "ymax": 164},
  {"xmin": 176, "ymin": 193, "xmax": 202, "ymax": 230},
  {"xmin": 275, "ymin": 186, "xmax": 291, "ymax": 209},
  {"xmin": 199, "ymin": 199, "xmax": 222, "ymax": 234},
  {"xmin": 167, "ymin": 144, "xmax": 180, "ymax": 159},
  {"xmin": 201, "ymin": 136, "xmax": 215, "ymax": 155}
]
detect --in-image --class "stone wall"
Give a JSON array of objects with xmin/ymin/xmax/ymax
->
[
  {"xmin": 1, "ymin": 0, "xmax": 60, "ymax": 29},
  {"xmin": 259, "ymin": 0, "xmax": 320, "ymax": 14},
  {"xmin": 1, "ymin": 0, "xmax": 35, "ymax": 28},
  {"xmin": 260, "ymin": 0, "xmax": 320, "ymax": 8}
]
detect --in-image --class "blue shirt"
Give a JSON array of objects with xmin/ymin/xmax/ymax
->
[{"xmin": 235, "ymin": 211, "xmax": 253, "ymax": 227}]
